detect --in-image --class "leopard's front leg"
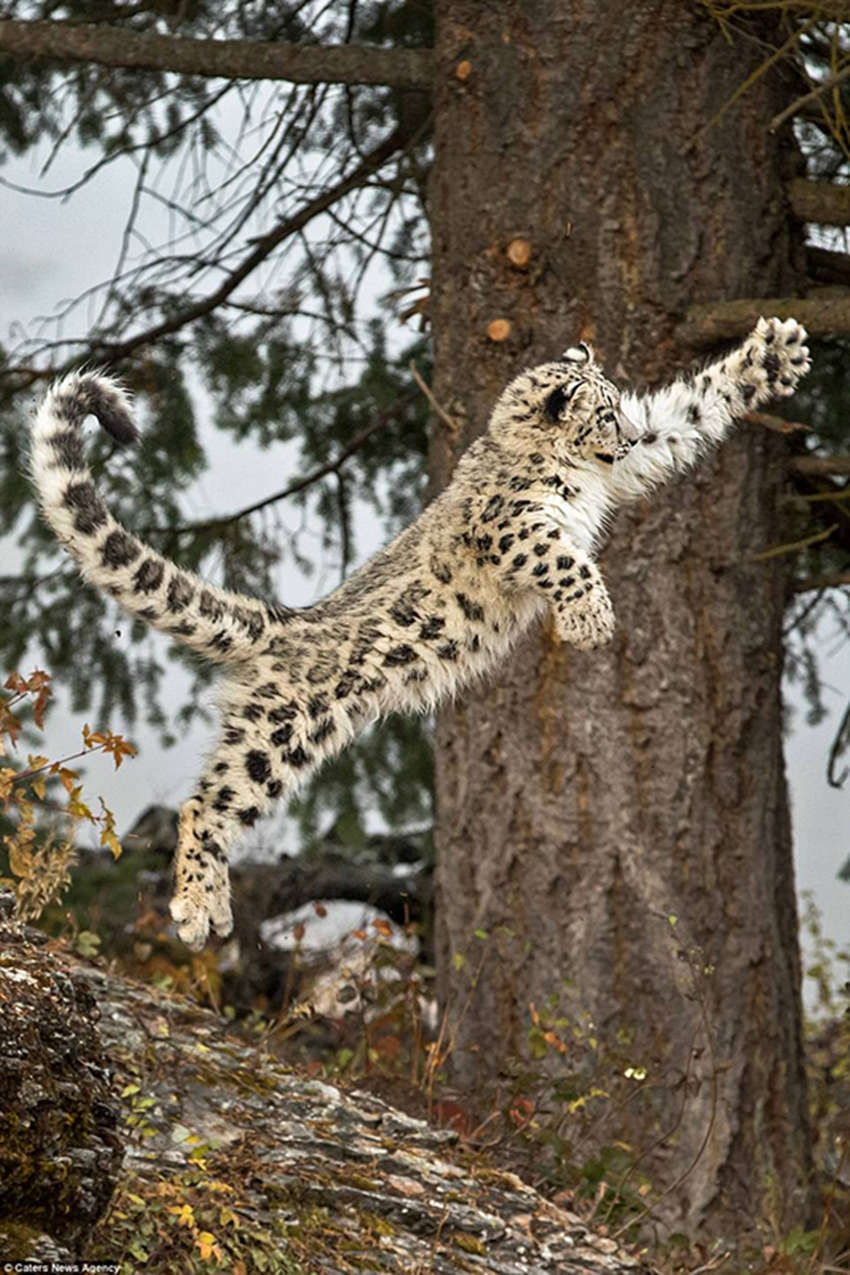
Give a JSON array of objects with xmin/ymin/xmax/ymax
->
[
  {"xmin": 550, "ymin": 557, "xmax": 615, "ymax": 650},
  {"xmin": 494, "ymin": 513, "xmax": 615, "ymax": 650},
  {"xmin": 613, "ymin": 316, "xmax": 811, "ymax": 499}
]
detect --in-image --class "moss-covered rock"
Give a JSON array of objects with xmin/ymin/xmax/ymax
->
[{"xmin": 0, "ymin": 903, "xmax": 124, "ymax": 1256}]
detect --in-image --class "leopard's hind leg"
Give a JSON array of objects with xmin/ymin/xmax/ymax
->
[
  {"xmin": 169, "ymin": 746, "xmax": 286, "ymax": 949},
  {"xmin": 169, "ymin": 792, "xmax": 241, "ymax": 951},
  {"xmin": 169, "ymin": 694, "xmax": 350, "ymax": 948}
]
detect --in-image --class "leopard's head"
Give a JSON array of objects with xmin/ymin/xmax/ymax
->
[{"xmin": 489, "ymin": 343, "xmax": 630, "ymax": 466}]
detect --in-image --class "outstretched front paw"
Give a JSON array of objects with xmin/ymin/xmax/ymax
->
[{"xmin": 746, "ymin": 316, "xmax": 811, "ymax": 401}]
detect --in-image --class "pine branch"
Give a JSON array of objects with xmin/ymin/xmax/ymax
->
[
  {"xmin": 678, "ymin": 294, "xmax": 850, "ymax": 345},
  {"xmin": 789, "ymin": 177, "xmax": 850, "ymax": 226},
  {"xmin": 0, "ymin": 17, "xmax": 434, "ymax": 88},
  {"xmin": 791, "ymin": 570, "xmax": 850, "ymax": 593},
  {"xmin": 807, "ymin": 246, "xmax": 850, "ymax": 288},
  {"xmin": 789, "ymin": 455, "xmax": 850, "ymax": 476}
]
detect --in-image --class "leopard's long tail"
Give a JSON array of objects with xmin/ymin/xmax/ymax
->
[{"xmin": 30, "ymin": 371, "xmax": 290, "ymax": 664}]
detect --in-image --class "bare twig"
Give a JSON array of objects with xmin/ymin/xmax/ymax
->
[
  {"xmin": 409, "ymin": 361, "xmax": 460, "ymax": 435},
  {"xmin": 748, "ymin": 523, "xmax": 838, "ymax": 563},
  {"xmin": 796, "ymin": 488, "xmax": 850, "ymax": 503},
  {"xmin": 686, "ymin": 18, "xmax": 815, "ymax": 150},
  {"xmin": 3, "ymin": 124, "xmax": 421, "ymax": 393},
  {"xmin": 97, "ymin": 126, "xmax": 416, "ymax": 363},
  {"xmin": 770, "ymin": 61, "xmax": 850, "ymax": 134},
  {"xmin": 827, "ymin": 699, "xmax": 850, "ymax": 789},
  {"xmin": 335, "ymin": 471, "xmax": 351, "ymax": 584}
]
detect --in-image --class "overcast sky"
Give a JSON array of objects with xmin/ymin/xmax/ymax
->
[{"xmin": 1, "ymin": 116, "xmax": 847, "ymax": 991}]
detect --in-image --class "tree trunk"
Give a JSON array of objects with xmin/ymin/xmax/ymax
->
[{"xmin": 429, "ymin": 1, "xmax": 811, "ymax": 1241}]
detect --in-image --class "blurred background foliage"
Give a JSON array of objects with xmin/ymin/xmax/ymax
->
[{"xmin": 0, "ymin": 0, "xmax": 436, "ymax": 844}]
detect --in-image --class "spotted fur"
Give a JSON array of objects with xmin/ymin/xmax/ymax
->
[{"xmin": 29, "ymin": 317, "xmax": 810, "ymax": 948}]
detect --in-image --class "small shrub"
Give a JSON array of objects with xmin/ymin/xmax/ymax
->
[{"xmin": 0, "ymin": 668, "xmax": 135, "ymax": 921}]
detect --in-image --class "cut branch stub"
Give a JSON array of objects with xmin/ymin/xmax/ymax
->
[
  {"xmin": 487, "ymin": 318, "xmax": 511, "ymax": 342},
  {"xmin": 506, "ymin": 238, "xmax": 531, "ymax": 268}
]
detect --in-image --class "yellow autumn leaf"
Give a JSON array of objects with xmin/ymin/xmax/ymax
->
[
  {"xmin": 67, "ymin": 786, "xmax": 94, "ymax": 821},
  {"xmin": 98, "ymin": 799, "xmax": 123, "ymax": 860},
  {"xmin": 58, "ymin": 767, "xmax": 79, "ymax": 794},
  {"xmin": 105, "ymin": 733, "xmax": 137, "ymax": 769},
  {"xmin": 168, "ymin": 1203, "xmax": 195, "ymax": 1227},
  {"xmin": 101, "ymin": 828, "xmax": 121, "ymax": 859},
  {"xmin": 196, "ymin": 1232, "xmax": 222, "ymax": 1261}
]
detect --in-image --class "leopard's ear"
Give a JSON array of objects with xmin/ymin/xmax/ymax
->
[{"xmin": 562, "ymin": 342, "xmax": 593, "ymax": 365}]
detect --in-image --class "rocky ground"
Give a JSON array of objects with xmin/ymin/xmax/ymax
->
[{"xmin": 0, "ymin": 904, "xmax": 649, "ymax": 1273}]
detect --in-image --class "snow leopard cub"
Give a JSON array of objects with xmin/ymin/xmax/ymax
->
[{"xmin": 30, "ymin": 316, "xmax": 810, "ymax": 948}]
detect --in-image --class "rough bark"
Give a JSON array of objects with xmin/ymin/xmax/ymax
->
[
  {"xmin": 429, "ymin": 1, "xmax": 810, "ymax": 1242},
  {"xmin": 0, "ymin": 17, "xmax": 434, "ymax": 87}
]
